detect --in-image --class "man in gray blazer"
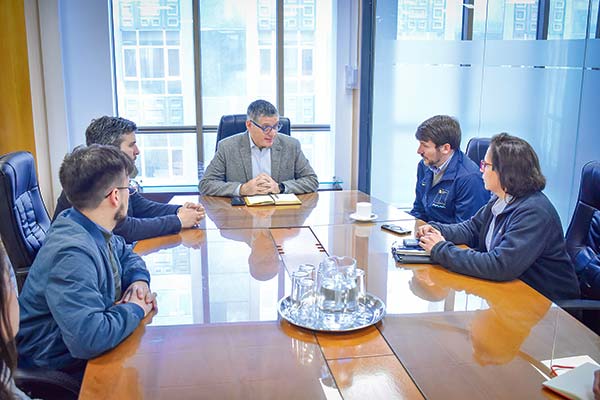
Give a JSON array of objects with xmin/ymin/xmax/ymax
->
[{"xmin": 199, "ymin": 99, "xmax": 319, "ymax": 197}]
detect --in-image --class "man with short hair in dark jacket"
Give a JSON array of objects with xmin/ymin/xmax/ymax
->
[
  {"xmin": 410, "ymin": 115, "xmax": 490, "ymax": 224},
  {"xmin": 53, "ymin": 116, "xmax": 204, "ymax": 243}
]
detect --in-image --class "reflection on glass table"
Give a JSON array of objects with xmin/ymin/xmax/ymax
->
[{"xmin": 136, "ymin": 228, "xmax": 286, "ymax": 326}]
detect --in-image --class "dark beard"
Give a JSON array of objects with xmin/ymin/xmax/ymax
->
[{"xmin": 114, "ymin": 203, "xmax": 127, "ymax": 223}]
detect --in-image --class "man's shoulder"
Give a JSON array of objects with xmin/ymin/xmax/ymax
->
[
  {"xmin": 455, "ymin": 150, "xmax": 481, "ymax": 174},
  {"xmin": 275, "ymin": 133, "xmax": 300, "ymax": 147},
  {"xmin": 47, "ymin": 214, "xmax": 96, "ymax": 248},
  {"xmin": 219, "ymin": 132, "xmax": 248, "ymax": 148}
]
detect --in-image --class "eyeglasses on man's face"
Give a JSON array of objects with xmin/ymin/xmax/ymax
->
[
  {"xmin": 480, "ymin": 160, "xmax": 493, "ymax": 171},
  {"xmin": 104, "ymin": 182, "xmax": 138, "ymax": 198},
  {"xmin": 250, "ymin": 119, "xmax": 283, "ymax": 134}
]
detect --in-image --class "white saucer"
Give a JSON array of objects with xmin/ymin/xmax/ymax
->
[{"xmin": 349, "ymin": 212, "xmax": 378, "ymax": 222}]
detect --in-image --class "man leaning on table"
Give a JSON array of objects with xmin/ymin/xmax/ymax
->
[
  {"xmin": 410, "ymin": 115, "xmax": 489, "ymax": 224},
  {"xmin": 17, "ymin": 145, "xmax": 157, "ymax": 382},
  {"xmin": 53, "ymin": 116, "xmax": 205, "ymax": 243},
  {"xmin": 198, "ymin": 99, "xmax": 319, "ymax": 197}
]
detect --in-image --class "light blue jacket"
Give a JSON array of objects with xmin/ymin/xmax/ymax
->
[{"xmin": 17, "ymin": 209, "xmax": 149, "ymax": 370}]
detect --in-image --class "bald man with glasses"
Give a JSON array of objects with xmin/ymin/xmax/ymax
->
[{"xmin": 199, "ymin": 99, "xmax": 319, "ymax": 197}]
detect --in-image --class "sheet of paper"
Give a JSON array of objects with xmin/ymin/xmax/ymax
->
[{"xmin": 542, "ymin": 362, "xmax": 598, "ymax": 400}]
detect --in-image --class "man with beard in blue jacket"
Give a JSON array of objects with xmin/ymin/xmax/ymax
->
[
  {"xmin": 410, "ymin": 115, "xmax": 489, "ymax": 224},
  {"xmin": 18, "ymin": 145, "xmax": 157, "ymax": 383}
]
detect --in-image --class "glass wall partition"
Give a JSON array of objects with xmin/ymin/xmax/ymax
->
[{"xmin": 371, "ymin": 0, "xmax": 600, "ymax": 225}]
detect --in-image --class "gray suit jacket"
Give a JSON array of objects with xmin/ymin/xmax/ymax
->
[{"xmin": 198, "ymin": 132, "xmax": 319, "ymax": 197}]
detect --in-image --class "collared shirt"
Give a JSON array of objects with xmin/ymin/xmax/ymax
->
[
  {"xmin": 101, "ymin": 230, "xmax": 122, "ymax": 300},
  {"xmin": 485, "ymin": 194, "xmax": 514, "ymax": 251},
  {"xmin": 248, "ymin": 131, "xmax": 272, "ymax": 177},
  {"xmin": 429, "ymin": 151, "xmax": 454, "ymax": 187},
  {"xmin": 235, "ymin": 132, "xmax": 273, "ymax": 196}
]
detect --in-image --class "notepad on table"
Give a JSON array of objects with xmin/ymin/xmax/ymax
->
[
  {"xmin": 244, "ymin": 193, "xmax": 302, "ymax": 206},
  {"xmin": 542, "ymin": 362, "xmax": 598, "ymax": 400}
]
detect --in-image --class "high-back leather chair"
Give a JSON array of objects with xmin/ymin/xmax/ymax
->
[
  {"xmin": 566, "ymin": 161, "xmax": 600, "ymax": 298},
  {"xmin": 215, "ymin": 114, "xmax": 291, "ymax": 150},
  {"xmin": 465, "ymin": 137, "xmax": 491, "ymax": 166},
  {"xmin": 0, "ymin": 151, "xmax": 51, "ymax": 289},
  {"xmin": 561, "ymin": 160, "xmax": 600, "ymax": 334}
]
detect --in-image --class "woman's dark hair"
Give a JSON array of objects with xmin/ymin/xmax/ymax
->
[
  {"xmin": 489, "ymin": 133, "xmax": 546, "ymax": 198},
  {"xmin": 0, "ymin": 240, "xmax": 17, "ymax": 399}
]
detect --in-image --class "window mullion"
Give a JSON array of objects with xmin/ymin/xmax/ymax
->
[
  {"xmin": 192, "ymin": 0, "xmax": 204, "ymax": 165},
  {"xmin": 276, "ymin": 0, "xmax": 284, "ymax": 115}
]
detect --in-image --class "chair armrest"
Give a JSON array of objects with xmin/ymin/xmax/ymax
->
[
  {"xmin": 556, "ymin": 299, "xmax": 600, "ymax": 310},
  {"xmin": 14, "ymin": 368, "xmax": 80, "ymax": 400}
]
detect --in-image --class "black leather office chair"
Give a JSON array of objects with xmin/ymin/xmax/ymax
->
[
  {"xmin": 0, "ymin": 151, "xmax": 51, "ymax": 290},
  {"xmin": 561, "ymin": 160, "xmax": 600, "ymax": 334},
  {"xmin": 14, "ymin": 368, "xmax": 80, "ymax": 400},
  {"xmin": 465, "ymin": 137, "xmax": 491, "ymax": 166},
  {"xmin": 215, "ymin": 114, "xmax": 291, "ymax": 151}
]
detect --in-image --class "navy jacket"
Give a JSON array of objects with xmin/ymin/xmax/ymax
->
[
  {"xmin": 410, "ymin": 150, "xmax": 490, "ymax": 224},
  {"xmin": 17, "ymin": 209, "xmax": 150, "ymax": 371},
  {"xmin": 53, "ymin": 190, "xmax": 181, "ymax": 243},
  {"xmin": 430, "ymin": 192, "xmax": 580, "ymax": 302}
]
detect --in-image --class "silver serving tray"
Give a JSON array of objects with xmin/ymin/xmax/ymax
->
[{"xmin": 278, "ymin": 293, "xmax": 386, "ymax": 332}]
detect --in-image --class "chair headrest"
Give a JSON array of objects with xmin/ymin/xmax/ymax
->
[
  {"xmin": 216, "ymin": 114, "xmax": 291, "ymax": 150},
  {"xmin": 0, "ymin": 151, "xmax": 39, "ymax": 200},
  {"xmin": 579, "ymin": 161, "xmax": 600, "ymax": 208},
  {"xmin": 465, "ymin": 137, "xmax": 491, "ymax": 165}
]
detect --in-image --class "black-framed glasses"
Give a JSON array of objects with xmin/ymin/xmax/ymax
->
[
  {"xmin": 250, "ymin": 119, "xmax": 283, "ymax": 134},
  {"xmin": 104, "ymin": 185, "xmax": 137, "ymax": 198},
  {"xmin": 480, "ymin": 160, "xmax": 493, "ymax": 170}
]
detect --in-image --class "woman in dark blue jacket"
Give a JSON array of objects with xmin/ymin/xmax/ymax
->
[{"xmin": 418, "ymin": 133, "xmax": 580, "ymax": 302}]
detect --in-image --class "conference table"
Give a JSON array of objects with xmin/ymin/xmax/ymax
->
[{"xmin": 79, "ymin": 191, "xmax": 600, "ymax": 399}]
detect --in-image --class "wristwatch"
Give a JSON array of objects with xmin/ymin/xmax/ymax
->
[{"xmin": 278, "ymin": 182, "xmax": 285, "ymax": 194}]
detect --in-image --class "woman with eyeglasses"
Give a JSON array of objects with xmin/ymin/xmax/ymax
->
[
  {"xmin": 417, "ymin": 133, "xmax": 580, "ymax": 302},
  {"xmin": 0, "ymin": 241, "xmax": 31, "ymax": 399}
]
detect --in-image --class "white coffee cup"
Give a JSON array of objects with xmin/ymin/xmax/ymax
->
[{"xmin": 355, "ymin": 202, "xmax": 372, "ymax": 219}]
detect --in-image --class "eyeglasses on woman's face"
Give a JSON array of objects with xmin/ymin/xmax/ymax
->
[{"xmin": 480, "ymin": 160, "xmax": 493, "ymax": 171}]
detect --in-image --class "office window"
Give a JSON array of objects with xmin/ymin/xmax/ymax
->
[
  {"xmin": 473, "ymin": 0, "xmax": 540, "ymax": 40},
  {"xmin": 547, "ymin": 0, "xmax": 590, "ymax": 39},
  {"xmin": 113, "ymin": 0, "xmax": 335, "ymax": 187},
  {"xmin": 396, "ymin": 0, "xmax": 463, "ymax": 40}
]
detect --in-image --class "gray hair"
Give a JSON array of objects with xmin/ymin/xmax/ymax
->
[
  {"xmin": 85, "ymin": 116, "xmax": 137, "ymax": 147},
  {"xmin": 247, "ymin": 100, "xmax": 278, "ymax": 121}
]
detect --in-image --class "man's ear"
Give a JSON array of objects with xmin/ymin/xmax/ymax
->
[
  {"xmin": 245, "ymin": 120, "xmax": 252, "ymax": 131},
  {"xmin": 105, "ymin": 189, "xmax": 120, "ymax": 207},
  {"xmin": 440, "ymin": 143, "xmax": 452, "ymax": 154}
]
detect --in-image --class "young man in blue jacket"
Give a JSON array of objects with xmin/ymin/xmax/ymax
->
[
  {"xmin": 410, "ymin": 115, "xmax": 490, "ymax": 224},
  {"xmin": 53, "ymin": 116, "xmax": 205, "ymax": 243},
  {"xmin": 17, "ymin": 145, "xmax": 157, "ymax": 382}
]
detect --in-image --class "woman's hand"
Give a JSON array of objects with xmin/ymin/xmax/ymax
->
[{"xmin": 419, "ymin": 229, "xmax": 446, "ymax": 252}]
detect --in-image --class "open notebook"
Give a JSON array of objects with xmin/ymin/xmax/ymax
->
[
  {"xmin": 244, "ymin": 193, "xmax": 302, "ymax": 206},
  {"xmin": 542, "ymin": 362, "xmax": 598, "ymax": 400}
]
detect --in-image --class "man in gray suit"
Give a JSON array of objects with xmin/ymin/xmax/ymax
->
[{"xmin": 199, "ymin": 100, "xmax": 319, "ymax": 197}]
